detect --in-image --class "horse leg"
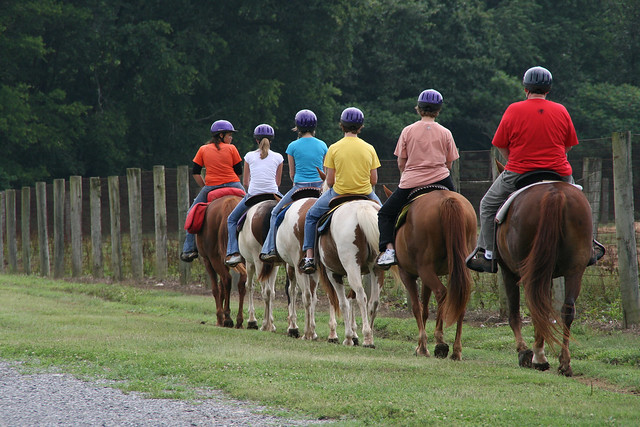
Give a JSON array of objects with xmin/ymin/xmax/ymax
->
[
  {"xmin": 246, "ymin": 264, "xmax": 258, "ymax": 330},
  {"xmin": 419, "ymin": 268, "xmax": 448, "ymax": 359},
  {"xmin": 234, "ymin": 268, "xmax": 246, "ymax": 329},
  {"xmin": 346, "ymin": 267, "xmax": 374, "ymax": 348},
  {"xmin": 330, "ymin": 273, "xmax": 356, "ymax": 346},
  {"xmin": 346, "ymin": 289, "xmax": 359, "ymax": 345},
  {"xmin": 400, "ymin": 269, "xmax": 429, "ymax": 356},
  {"xmin": 502, "ymin": 268, "xmax": 530, "ymax": 366},
  {"xmin": 558, "ymin": 273, "xmax": 582, "ymax": 377},
  {"xmin": 221, "ymin": 273, "xmax": 234, "ymax": 328},
  {"xmin": 451, "ymin": 312, "xmax": 465, "ymax": 361},
  {"xmin": 261, "ymin": 267, "xmax": 278, "ymax": 332},
  {"xmin": 285, "ymin": 268, "xmax": 300, "ymax": 338},
  {"xmin": 204, "ymin": 261, "xmax": 225, "ymax": 326},
  {"xmin": 367, "ymin": 270, "xmax": 383, "ymax": 329},
  {"xmin": 327, "ymin": 299, "xmax": 339, "ymax": 343},
  {"xmin": 531, "ymin": 327, "xmax": 550, "ymax": 371},
  {"xmin": 299, "ymin": 273, "xmax": 318, "ymax": 340}
]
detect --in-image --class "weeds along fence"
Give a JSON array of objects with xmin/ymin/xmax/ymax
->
[{"xmin": 0, "ymin": 132, "xmax": 639, "ymax": 320}]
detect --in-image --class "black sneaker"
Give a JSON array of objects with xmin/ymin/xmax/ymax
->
[
  {"xmin": 300, "ymin": 257, "xmax": 316, "ymax": 274},
  {"xmin": 180, "ymin": 251, "xmax": 198, "ymax": 262},
  {"xmin": 466, "ymin": 253, "xmax": 498, "ymax": 273}
]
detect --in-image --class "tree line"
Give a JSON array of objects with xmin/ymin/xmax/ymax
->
[{"xmin": 1, "ymin": 0, "xmax": 639, "ymax": 190}]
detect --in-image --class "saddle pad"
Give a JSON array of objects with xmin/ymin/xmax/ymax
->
[
  {"xmin": 495, "ymin": 181, "xmax": 583, "ymax": 224},
  {"xmin": 245, "ymin": 193, "xmax": 280, "ymax": 208},
  {"xmin": 207, "ymin": 186, "xmax": 246, "ymax": 202},
  {"xmin": 394, "ymin": 193, "xmax": 428, "ymax": 229},
  {"xmin": 184, "ymin": 202, "xmax": 209, "ymax": 233}
]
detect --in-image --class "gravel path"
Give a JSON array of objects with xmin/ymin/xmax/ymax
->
[{"xmin": 0, "ymin": 361, "xmax": 324, "ymax": 426}]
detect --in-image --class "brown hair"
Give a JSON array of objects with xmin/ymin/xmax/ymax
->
[{"xmin": 257, "ymin": 137, "xmax": 271, "ymax": 159}]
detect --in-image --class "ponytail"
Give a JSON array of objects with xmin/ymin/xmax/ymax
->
[{"xmin": 258, "ymin": 137, "xmax": 271, "ymax": 159}]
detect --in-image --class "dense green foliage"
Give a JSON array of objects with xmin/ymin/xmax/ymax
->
[{"xmin": 1, "ymin": 0, "xmax": 639, "ymax": 189}]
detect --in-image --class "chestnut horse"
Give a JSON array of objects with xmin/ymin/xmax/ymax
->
[
  {"xmin": 496, "ymin": 177, "xmax": 592, "ymax": 376},
  {"xmin": 388, "ymin": 186, "xmax": 477, "ymax": 359},
  {"xmin": 197, "ymin": 195, "xmax": 248, "ymax": 328},
  {"xmin": 238, "ymin": 199, "xmax": 280, "ymax": 332}
]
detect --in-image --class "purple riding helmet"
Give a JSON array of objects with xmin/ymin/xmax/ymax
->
[
  {"xmin": 210, "ymin": 120, "xmax": 237, "ymax": 135},
  {"xmin": 340, "ymin": 107, "xmax": 364, "ymax": 125},
  {"xmin": 254, "ymin": 124, "xmax": 275, "ymax": 139},
  {"xmin": 294, "ymin": 109, "xmax": 317, "ymax": 131},
  {"xmin": 417, "ymin": 89, "xmax": 443, "ymax": 112}
]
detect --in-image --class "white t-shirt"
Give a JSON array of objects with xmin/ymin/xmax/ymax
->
[{"xmin": 245, "ymin": 150, "xmax": 283, "ymax": 196}]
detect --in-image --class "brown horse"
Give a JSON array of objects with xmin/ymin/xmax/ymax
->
[
  {"xmin": 496, "ymin": 179, "xmax": 592, "ymax": 376},
  {"xmin": 197, "ymin": 195, "xmax": 248, "ymax": 328},
  {"xmin": 388, "ymin": 187, "xmax": 477, "ymax": 360}
]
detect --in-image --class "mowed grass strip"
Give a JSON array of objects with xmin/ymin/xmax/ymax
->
[{"xmin": 0, "ymin": 275, "xmax": 638, "ymax": 425}]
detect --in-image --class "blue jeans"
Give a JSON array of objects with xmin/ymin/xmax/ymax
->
[
  {"xmin": 226, "ymin": 191, "xmax": 283, "ymax": 256},
  {"xmin": 302, "ymin": 188, "xmax": 381, "ymax": 252},
  {"xmin": 260, "ymin": 181, "xmax": 323, "ymax": 255},
  {"xmin": 182, "ymin": 182, "xmax": 245, "ymax": 253}
]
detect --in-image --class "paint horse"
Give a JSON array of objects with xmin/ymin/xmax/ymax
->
[
  {"xmin": 386, "ymin": 185, "xmax": 477, "ymax": 359},
  {"xmin": 237, "ymin": 195, "xmax": 280, "ymax": 332},
  {"xmin": 493, "ymin": 162, "xmax": 593, "ymax": 376},
  {"xmin": 275, "ymin": 189, "xmax": 341, "ymax": 341},
  {"xmin": 317, "ymin": 197, "xmax": 385, "ymax": 348},
  {"xmin": 196, "ymin": 190, "xmax": 248, "ymax": 328}
]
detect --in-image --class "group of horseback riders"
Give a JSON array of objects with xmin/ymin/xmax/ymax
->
[{"xmin": 179, "ymin": 66, "xmax": 604, "ymax": 273}]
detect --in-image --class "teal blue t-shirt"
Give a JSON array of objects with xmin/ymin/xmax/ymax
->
[{"xmin": 286, "ymin": 136, "xmax": 328, "ymax": 183}]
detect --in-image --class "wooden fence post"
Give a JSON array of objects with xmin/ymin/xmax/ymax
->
[
  {"xmin": 108, "ymin": 176, "xmax": 122, "ymax": 281},
  {"xmin": 582, "ymin": 157, "xmax": 602, "ymax": 237},
  {"xmin": 451, "ymin": 159, "xmax": 460, "ymax": 193},
  {"xmin": 0, "ymin": 192, "xmax": 4, "ymax": 273},
  {"xmin": 154, "ymin": 165, "xmax": 167, "ymax": 279},
  {"xmin": 177, "ymin": 165, "xmax": 191, "ymax": 285},
  {"xmin": 5, "ymin": 189, "xmax": 18, "ymax": 273},
  {"xmin": 127, "ymin": 168, "xmax": 143, "ymax": 279},
  {"xmin": 600, "ymin": 178, "xmax": 610, "ymax": 224},
  {"xmin": 70, "ymin": 176, "xmax": 83, "ymax": 277},
  {"xmin": 36, "ymin": 182, "xmax": 50, "ymax": 276},
  {"xmin": 612, "ymin": 131, "xmax": 640, "ymax": 327},
  {"xmin": 53, "ymin": 179, "xmax": 65, "ymax": 278},
  {"xmin": 21, "ymin": 187, "xmax": 31, "ymax": 274},
  {"xmin": 90, "ymin": 177, "xmax": 103, "ymax": 278}
]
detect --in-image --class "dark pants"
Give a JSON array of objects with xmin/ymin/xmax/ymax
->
[{"xmin": 377, "ymin": 176, "xmax": 455, "ymax": 251}]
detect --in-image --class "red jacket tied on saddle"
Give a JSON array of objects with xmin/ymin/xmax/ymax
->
[{"xmin": 184, "ymin": 187, "xmax": 246, "ymax": 234}]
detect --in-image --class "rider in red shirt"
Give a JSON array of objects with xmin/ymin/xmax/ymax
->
[{"xmin": 467, "ymin": 66, "xmax": 604, "ymax": 273}]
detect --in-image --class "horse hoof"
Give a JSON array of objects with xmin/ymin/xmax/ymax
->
[
  {"xmin": 450, "ymin": 353, "xmax": 462, "ymax": 361},
  {"xmin": 363, "ymin": 344, "xmax": 376, "ymax": 349},
  {"xmin": 414, "ymin": 347, "xmax": 430, "ymax": 357},
  {"xmin": 247, "ymin": 321, "xmax": 259, "ymax": 330},
  {"xmin": 223, "ymin": 319, "xmax": 234, "ymax": 328},
  {"xmin": 352, "ymin": 337, "xmax": 359, "ymax": 346},
  {"xmin": 288, "ymin": 328, "xmax": 300, "ymax": 338},
  {"xmin": 558, "ymin": 365, "xmax": 573, "ymax": 377},
  {"xmin": 518, "ymin": 349, "xmax": 533, "ymax": 368},
  {"xmin": 327, "ymin": 338, "xmax": 339, "ymax": 344},
  {"xmin": 533, "ymin": 362, "xmax": 550, "ymax": 372},
  {"xmin": 434, "ymin": 343, "xmax": 449, "ymax": 359}
]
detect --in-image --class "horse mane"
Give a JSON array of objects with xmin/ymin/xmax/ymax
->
[
  {"xmin": 519, "ymin": 188, "xmax": 565, "ymax": 347},
  {"xmin": 439, "ymin": 197, "xmax": 472, "ymax": 327}
]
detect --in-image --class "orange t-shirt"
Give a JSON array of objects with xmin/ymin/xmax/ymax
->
[{"xmin": 192, "ymin": 143, "xmax": 242, "ymax": 186}]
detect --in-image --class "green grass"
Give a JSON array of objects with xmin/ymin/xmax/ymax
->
[{"xmin": 1, "ymin": 274, "xmax": 638, "ymax": 425}]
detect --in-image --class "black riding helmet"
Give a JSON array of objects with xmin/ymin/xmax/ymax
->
[{"xmin": 523, "ymin": 66, "xmax": 552, "ymax": 94}]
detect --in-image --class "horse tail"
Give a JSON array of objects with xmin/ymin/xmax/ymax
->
[
  {"xmin": 317, "ymin": 262, "xmax": 341, "ymax": 317},
  {"xmin": 257, "ymin": 262, "xmax": 275, "ymax": 282},
  {"xmin": 355, "ymin": 202, "xmax": 380, "ymax": 258},
  {"xmin": 441, "ymin": 197, "xmax": 472, "ymax": 327},
  {"xmin": 519, "ymin": 189, "xmax": 564, "ymax": 346}
]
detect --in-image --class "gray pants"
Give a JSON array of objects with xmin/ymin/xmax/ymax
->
[{"xmin": 477, "ymin": 170, "xmax": 574, "ymax": 253}]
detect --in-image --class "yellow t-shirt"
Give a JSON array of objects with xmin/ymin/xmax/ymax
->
[{"xmin": 324, "ymin": 136, "xmax": 381, "ymax": 195}]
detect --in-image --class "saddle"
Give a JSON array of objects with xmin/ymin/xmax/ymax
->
[
  {"xmin": 273, "ymin": 187, "xmax": 322, "ymax": 228},
  {"xmin": 184, "ymin": 187, "xmax": 246, "ymax": 234},
  {"xmin": 318, "ymin": 194, "xmax": 378, "ymax": 235},
  {"xmin": 495, "ymin": 170, "xmax": 582, "ymax": 224},
  {"xmin": 395, "ymin": 185, "xmax": 449, "ymax": 230},
  {"xmin": 237, "ymin": 193, "xmax": 281, "ymax": 235}
]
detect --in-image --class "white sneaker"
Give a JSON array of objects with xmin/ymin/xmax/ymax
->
[
  {"xmin": 225, "ymin": 253, "xmax": 242, "ymax": 267},
  {"xmin": 377, "ymin": 249, "xmax": 397, "ymax": 268}
]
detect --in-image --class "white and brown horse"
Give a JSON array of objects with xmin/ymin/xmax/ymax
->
[
  {"xmin": 317, "ymin": 198, "xmax": 386, "ymax": 347},
  {"xmin": 237, "ymin": 197, "xmax": 280, "ymax": 332},
  {"xmin": 275, "ymin": 195, "xmax": 340, "ymax": 341}
]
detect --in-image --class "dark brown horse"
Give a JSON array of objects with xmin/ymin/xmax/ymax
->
[
  {"xmin": 388, "ymin": 187, "xmax": 477, "ymax": 359},
  {"xmin": 197, "ymin": 195, "xmax": 248, "ymax": 328},
  {"xmin": 496, "ymin": 179, "xmax": 592, "ymax": 376}
]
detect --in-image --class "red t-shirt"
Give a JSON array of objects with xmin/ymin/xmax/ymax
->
[
  {"xmin": 192, "ymin": 143, "xmax": 242, "ymax": 186},
  {"xmin": 492, "ymin": 98, "xmax": 578, "ymax": 176}
]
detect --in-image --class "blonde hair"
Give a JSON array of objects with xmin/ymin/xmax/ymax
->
[{"xmin": 258, "ymin": 137, "xmax": 271, "ymax": 159}]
